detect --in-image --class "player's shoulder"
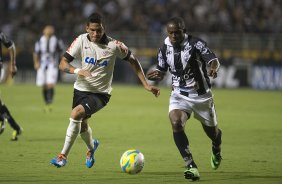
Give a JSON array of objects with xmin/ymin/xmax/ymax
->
[
  {"xmin": 77, "ymin": 33, "xmax": 88, "ymax": 41},
  {"xmin": 188, "ymin": 34, "xmax": 207, "ymax": 46},
  {"xmin": 107, "ymin": 36, "xmax": 128, "ymax": 49},
  {"xmin": 70, "ymin": 33, "xmax": 87, "ymax": 45}
]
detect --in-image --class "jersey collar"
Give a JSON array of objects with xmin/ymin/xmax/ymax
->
[{"xmin": 164, "ymin": 34, "xmax": 188, "ymax": 47}]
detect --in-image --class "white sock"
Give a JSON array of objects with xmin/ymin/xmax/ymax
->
[
  {"xmin": 61, "ymin": 118, "xmax": 82, "ymax": 157},
  {"xmin": 80, "ymin": 126, "xmax": 94, "ymax": 151}
]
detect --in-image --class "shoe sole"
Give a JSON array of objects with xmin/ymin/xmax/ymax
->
[
  {"xmin": 184, "ymin": 169, "xmax": 200, "ymax": 181},
  {"xmin": 50, "ymin": 159, "xmax": 66, "ymax": 168}
]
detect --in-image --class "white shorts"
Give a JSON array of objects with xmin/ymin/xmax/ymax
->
[
  {"xmin": 36, "ymin": 62, "xmax": 58, "ymax": 86},
  {"xmin": 169, "ymin": 90, "xmax": 218, "ymax": 127}
]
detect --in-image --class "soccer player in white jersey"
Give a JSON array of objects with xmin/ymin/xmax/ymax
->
[
  {"xmin": 147, "ymin": 17, "xmax": 222, "ymax": 181},
  {"xmin": 50, "ymin": 13, "xmax": 160, "ymax": 168},
  {"xmin": 33, "ymin": 25, "xmax": 64, "ymax": 112}
]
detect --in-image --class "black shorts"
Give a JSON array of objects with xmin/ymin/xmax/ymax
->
[{"xmin": 72, "ymin": 89, "xmax": 111, "ymax": 119}]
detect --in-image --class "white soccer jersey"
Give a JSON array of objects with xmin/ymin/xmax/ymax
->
[{"xmin": 65, "ymin": 33, "xmax": 130, "ymax": 94}]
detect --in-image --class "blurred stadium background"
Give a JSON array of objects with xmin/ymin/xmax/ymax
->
[{"xmin": 0, "ymin": 0, "xmax": 282, "ymax": 90}]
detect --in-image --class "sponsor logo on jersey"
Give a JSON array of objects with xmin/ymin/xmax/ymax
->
[{"xmin": 84, "ymin": 57, "xmax": 108, "ymax": 67}]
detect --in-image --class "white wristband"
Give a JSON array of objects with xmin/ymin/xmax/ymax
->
[{"xmin": 74, "ymin": 68, "xmax": 81, "ymax": 74}]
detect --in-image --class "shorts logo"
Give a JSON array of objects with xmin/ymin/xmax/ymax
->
[{"xmin": 85, "ymin": 103, "xmax": 91, "ymax": 110}]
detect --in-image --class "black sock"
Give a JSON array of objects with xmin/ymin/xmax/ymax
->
[
  {"xmin": 0, "ymin": 104, "xmax": 21, "ymax": 131},
  {"xmin": 212, "ymin": 129, "xmax": 222, "ymax": 155},
  {"xmin": 46, "ymin": 88, "xmax": 54, "ymax": 104},
  {"xmin": 43, "ymin": 88, "xmax": 48, "ymax": 104},
  {"xmin": 173, "ymin": 131, "xmax": 195, "ymax": 166}
]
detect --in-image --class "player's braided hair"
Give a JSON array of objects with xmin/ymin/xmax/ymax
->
[{"xmin": 167, "ymin": 17, "xmax": 186, "ymax": 33}]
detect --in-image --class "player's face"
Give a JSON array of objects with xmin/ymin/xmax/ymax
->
[
  {"xmin": 167, "ymin": 23, "xmax": 185, "ymax": 46},
  {"xmin": 86, "ymin": 23, "xmax": 105, "ymax": 43}
]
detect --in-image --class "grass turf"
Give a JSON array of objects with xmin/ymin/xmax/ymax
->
[{"xmin": 0, "ymin": 84, "xmax": 282, "ymax": 184}]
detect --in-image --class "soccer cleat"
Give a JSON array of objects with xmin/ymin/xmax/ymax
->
[
  {"xmin": 184, "ymin": 162, "xmax": 200, "ymax": 181},
  {"xmin": 11, "ymin": 127, "xmax": 23, "ymax": 141},
  {"xmin": 0, "ymin": 118, "xmax": 6, "ymax": 134},
  {"xmin": 211, "ymin": 152, "xmax": 222, "ymax": 170},
  {"xmin": 50, "ymin": 154, "xmax": 67, "ymax": 168},
  {"xmin": 86, "ymin": 139, "xmax": 99, "ymax": 168}
]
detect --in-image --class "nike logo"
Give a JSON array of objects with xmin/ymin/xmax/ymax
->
[
  {"xmin": 85, "ymin": 103, "xmax": 91, "ymax": 110},
  {"xmin": 85, "ymin": 46, "xmax": 90, "ymax": 49}
]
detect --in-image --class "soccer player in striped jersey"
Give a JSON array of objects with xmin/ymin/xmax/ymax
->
[
  {"xmin": 33, "ymin": 25, "xmax": 64, "ymax": 112},
  {"xmin": 0, "ymin": 30, "xmax": 23, "ymax": 141},
  {"xmin": 50, "ymin": 13, "xmax": 160, "ymax": 168},
  {"xmin": 147, "ymin": 17, "xmax": 222, "ymax": 181}
]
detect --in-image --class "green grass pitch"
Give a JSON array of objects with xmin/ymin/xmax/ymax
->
[{"xmin": 0, "ymin": 84, "xmax": 282, "ymax": 184}]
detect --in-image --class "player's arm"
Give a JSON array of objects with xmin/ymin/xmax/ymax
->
[
  {"xmin": 146, "ymin": 69, "xmax": 166, "ymax": 81},
  {"xmin": 7, "ymin": 42, "xmax": 17, "ymax": 77},
  {"xmin": 59, "ymin": 53, "xmax": 91, "ymax": 77},
  {"xmin": 146, "ymin": 47, "xmax": 167, "ymax": 81},
  {"xmin": 127, "ymin": 54, "xmax": 160, "ymax": 97},
  {"xmin": 208, "ymin": 58, "xmax": 220, "ymax": 79},
  {"xmin": 33, "ymin": 52, "xmax": 40, "ymax": 70}
]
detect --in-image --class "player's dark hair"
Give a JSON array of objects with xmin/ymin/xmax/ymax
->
[
  {"xmin": 87, "ymin": 12, "xmax": 103, "ymax": 25},
  {"xmin": 167, "ymin": 17, "xmax": 186, "ymax": 32}
]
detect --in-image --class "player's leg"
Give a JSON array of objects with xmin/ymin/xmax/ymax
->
[
  {"xmin": 80, "ymin": 93, "xmax": 110, "ymax": 168},
  {"xmin": 0, "ymin": 112, "xmax": 6, "ymax": 134},
  {"xmin": 50, "ymin": 105, "xmax": 85, "ymax": 168},
  {"xmin": 169, "ymin": 109, "xmax": 200, "ymax": 181},
  {"xmin": 45, "ymin": 64, "xmax": 58, "ymax": 105},
  {"xmin": 169, "ymin": 93, "xmax": 200, "ymax": 180},
  {"xmin": 202, "ymin": 124, "xmax": 222, "ymax": 170},
  {"xmin": 81, "ymin": 120, "xmax": 99, "ymax": 168},
  {"xmin": 0, "ymin": 99, "xmax": 22, "ymax": 140},
  {"xmin": 43, "ymin": 84, "xmax": 55, "ymax": 112},
  {"xmin": 193, "ymin": 98, "xmax": 222, "ymax": 169},
  {"xmin": 36, "ymin": 65, "xmax": 47, "ymax": 110},
  {"xmin": 44, "ymin": 64, "xmax": 58, "ymax": 112}
]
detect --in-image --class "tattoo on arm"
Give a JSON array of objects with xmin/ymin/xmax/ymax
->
[{"xmin": 63, "ymin": 66, "xmax": 71, "ymax": 73}]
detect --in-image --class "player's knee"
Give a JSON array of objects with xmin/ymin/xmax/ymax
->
[
  {"xmin": 170, "ymin": 119, "xmax": 184, "ymax": 132},
  {"xmin": 71, "ymin": 105, "xmax": 85, "ymax": 120}
]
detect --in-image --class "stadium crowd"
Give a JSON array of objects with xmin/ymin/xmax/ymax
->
[{"xmin": 1, "ymin": 0, "xmax": 281, "ymax": 40}]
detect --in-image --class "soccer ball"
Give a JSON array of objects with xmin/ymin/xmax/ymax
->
[{"xmin": 120, "ymin": 149, "xmax": 145, "ymax": 174}]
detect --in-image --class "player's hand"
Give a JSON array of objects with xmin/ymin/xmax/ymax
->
[
  {"xmin": 208, "ymin": 59, "xmax": 220, "ymax": 79},
  {"xmin": 34, "ymin": 62, "xmax": 40, "ymax": 70},
  {"xmin": 10, "ymin": 65, "xmax": 17, "ymax": 77},
  {"xmin": 145, "ymin": 85, "xmax": 160, "ymax": 97},
  {"xmin": 77, "ymin": 69, "xmax": 92, "ymax": 77},
  {"xmin": 146, "ymin": 70, "xmax": 165, "ymax": 81},
  {"xmin": 208, "ymin": 68, "xmax": 218, "ymax": 79}
]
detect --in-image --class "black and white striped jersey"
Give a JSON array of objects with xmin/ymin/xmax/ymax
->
[
  {"xmin": 34, "ymin": 35, "xmax": 64, "ymax": 63},
  {"xmin": 157, "ymin": 34, "xmax": 218, "ymax": 96},
  {"xmin": 0, "ymin": 31, "xmax": 14, "ymax": 63}
]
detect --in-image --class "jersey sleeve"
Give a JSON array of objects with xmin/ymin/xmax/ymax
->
[
  {"xmin": 194, "ymin": 40, "xmax": 217, "ymax": 64},
  {"xmin": 0, "ymin": 32, "xmax": 13, "ymax": 48},
  {"xmin": 34, "ymin": 41, "xmax": 40, "ymax": 54},
  {"xmin": 156, "ymin": 47, "xmax": 168, "ymax": 72},
  {"xmin": 115, "ymin": 40, "xmax": 131, "ymax": 60},
  {"xmin": 66, "ymin": 36, "xmax": 82, "ymax": 59}
]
